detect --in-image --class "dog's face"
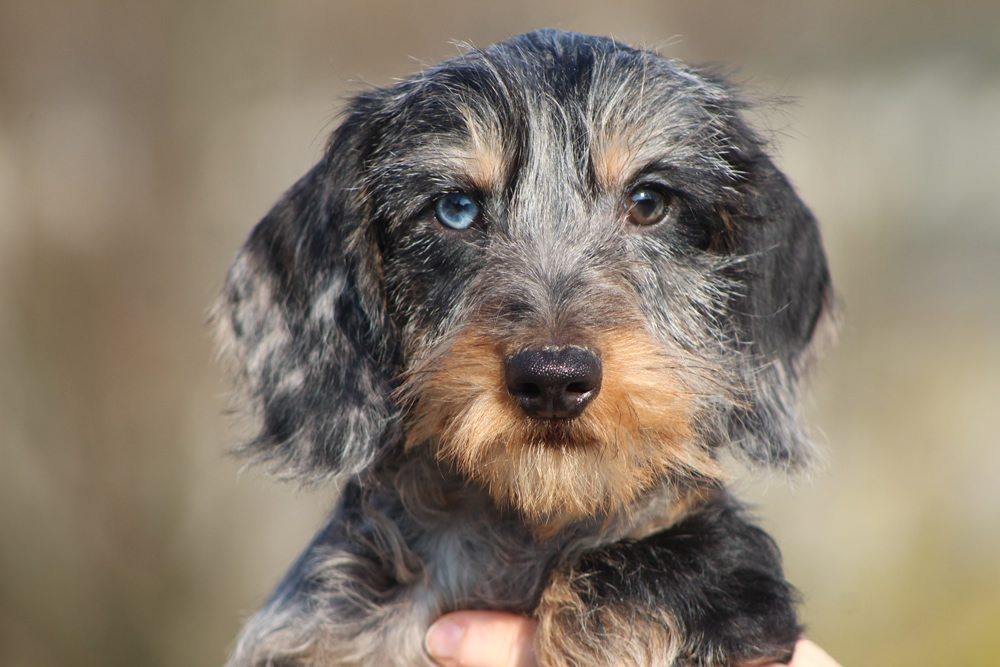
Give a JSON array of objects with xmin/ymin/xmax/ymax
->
[{"xmin": 217, "ymin": 31, "xmax": 832, "ymax": 527}]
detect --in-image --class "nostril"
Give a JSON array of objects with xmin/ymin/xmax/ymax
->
[
  {"xmin": 511, "ymin": 380, "xmax": 542, "ymax": 399},
  {"xmin": 505, "ymin": 353, "xmax": 542, "ymax": 399},
  {"xmin": 505, "ymin": 347, "xmax": 602, "ymax": 420}
]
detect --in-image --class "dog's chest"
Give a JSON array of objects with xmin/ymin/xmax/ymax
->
[
  {"xmin": 409, "ymin": 513, "xmax": 557, "ymax": 614},
  {"xmin": 334, "ymin": 514, "xmax": 555, "ymax": 666}
]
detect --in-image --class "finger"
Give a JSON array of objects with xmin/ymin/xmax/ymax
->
[
  {"xmin": 760, "ymin": 639, "xmax": 841, "ymax": 667},
  {"xmin": 789, "ymin": 639, "xmax": 841, "ymax": 666},
  {"xmin": 425, "ymin": 611, "xmax": 537, "ymax": 667}
]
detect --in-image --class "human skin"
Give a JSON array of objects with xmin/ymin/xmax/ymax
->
[{"xmin": 425, "ymin": 611, "xmax": 840, "ymax": 667}]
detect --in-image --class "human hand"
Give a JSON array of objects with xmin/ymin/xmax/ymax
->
[
  {"xmin": 425, "ymin": 611, "xmax": 839, "ymax": 667},
  {"xmin": 425, "ymin": 611, "xmax": 536, "ymax": 667},
  {"xmin": 769, "ymin": 638, "xmax": 842, "ymax": 667}
]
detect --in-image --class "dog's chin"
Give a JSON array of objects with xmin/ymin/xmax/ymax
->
[
  {"xmin": 437, "ymin": 418, "xmax": 719, "ymax": 536},
  {"xmin": 405, "ymin": 391, "xmax": 723, "ymax": 535}
]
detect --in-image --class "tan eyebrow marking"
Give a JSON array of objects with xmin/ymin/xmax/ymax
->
[
  {"xmin": 461, "ymin": 117, "xmax": 509, "ymax": 191},
  {"xmin": 405, "ymin": 112, "xmax": 510, "ymax": 194},
  {"xmin": 591, "ymin": 129, "xmax": 638, "ymax": 191}
]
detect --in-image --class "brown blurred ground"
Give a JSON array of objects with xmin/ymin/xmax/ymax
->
[{"xmin": 1, "ymin": 1, "xmax": 998, "ymax": 665}]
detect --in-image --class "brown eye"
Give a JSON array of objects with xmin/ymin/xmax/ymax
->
[{"xmin": 625, "ymin": 187, "xmax": 671, "ymax": 226}]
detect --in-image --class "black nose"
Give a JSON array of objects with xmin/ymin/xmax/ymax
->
[{"xmin": 505, "ymin": 347, "xmax": 602, "ymax": 420}]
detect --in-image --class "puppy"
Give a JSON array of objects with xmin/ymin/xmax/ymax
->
[{"xmin": 216, "ymin": 29, "xmax": 834, "ymax": 666}]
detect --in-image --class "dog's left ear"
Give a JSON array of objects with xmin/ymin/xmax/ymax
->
[
  {"xmin": 723, "ymin": 141, "xmax": 836, "ymax": 472},
  {"xmin": 214, "ymin": 116, "xmax": 398, "ymax": 482}
]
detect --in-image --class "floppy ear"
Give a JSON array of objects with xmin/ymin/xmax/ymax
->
[
  {"xmin": 724, "ymin": 150, "xmax": 835, "ymax": 471},
  {"xmin": 214, "ymin": 118, "xmax": 399, "ymax": 482}
]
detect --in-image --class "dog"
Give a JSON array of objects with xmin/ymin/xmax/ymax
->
[{"xmin": 215, "ymin": 30, "xmax": 834, "ymax": 666}]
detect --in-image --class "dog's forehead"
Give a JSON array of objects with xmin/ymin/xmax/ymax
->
[{"xmin": 367, "ymin": 37, "xmax": 737, "ymax": 195}]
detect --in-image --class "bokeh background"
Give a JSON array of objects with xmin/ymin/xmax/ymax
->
[{"xmin": 2, "ymin": 1, "xmax": 998, "ymax": 665}]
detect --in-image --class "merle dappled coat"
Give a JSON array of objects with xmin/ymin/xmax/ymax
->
[{"xmin": 217, "ymin": 30, "xmax": 833, "ymax": 667}]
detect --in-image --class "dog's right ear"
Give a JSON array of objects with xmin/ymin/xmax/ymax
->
[{"xmin": 214, "ymin": 116, "xmax": 398, "ymax": 482}]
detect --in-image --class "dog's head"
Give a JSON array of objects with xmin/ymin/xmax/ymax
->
[{"xmin": 216, "ymin": 30, "xmax": 833, "ymax": 524}]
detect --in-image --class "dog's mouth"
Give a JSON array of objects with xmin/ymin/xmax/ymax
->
[{"xmin": 499, "ymin": 419, "xmax": 601, "ymax": 452}]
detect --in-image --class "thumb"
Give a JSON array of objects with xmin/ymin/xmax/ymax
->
[{"xmin": 425, "ymin": 611, "xmax": 537, "ymax": 667}]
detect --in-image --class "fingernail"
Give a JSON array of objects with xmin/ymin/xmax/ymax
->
[{"xmin": 425, "ymin": 619, "xmax": 464, "ymax": 661}]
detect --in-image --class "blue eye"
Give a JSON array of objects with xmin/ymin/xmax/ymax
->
[{"xmin": 434, "ymin": 193, "xmax": 481, "ymax": 230}]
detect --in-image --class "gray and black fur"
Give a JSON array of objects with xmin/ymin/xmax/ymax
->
[{"xmin": 216, "ymin": 30, "xmax": 834, "ymax": 666}]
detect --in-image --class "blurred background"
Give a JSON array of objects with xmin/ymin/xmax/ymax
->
[{"xmin": 1, "ymin": 1, "xmax": 997, "ymax": 665}]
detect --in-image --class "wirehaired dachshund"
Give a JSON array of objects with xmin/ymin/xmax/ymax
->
[{"xmin": 215, "ymin": 29, "xmax": 834, "ymax": 666}]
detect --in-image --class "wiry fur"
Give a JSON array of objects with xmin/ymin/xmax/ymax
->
[{"xmin": 216, "ymin": 30, "xmax": 833, "ymax": 666}]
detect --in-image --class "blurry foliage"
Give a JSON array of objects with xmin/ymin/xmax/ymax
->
[{"xmin": 1, "ymin": 1, "xmax": 998, "ymax": 665}]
